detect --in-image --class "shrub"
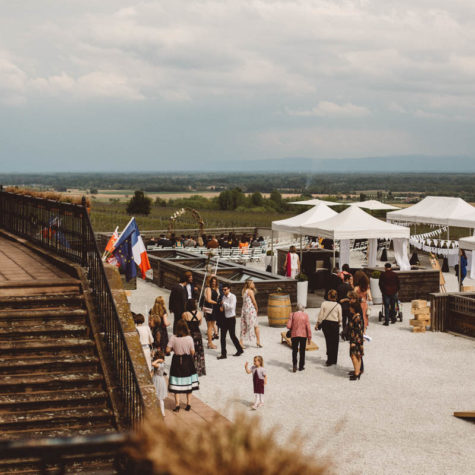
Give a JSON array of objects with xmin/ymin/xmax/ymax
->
[
  {"xmin": 124, "ymin": 412, "xmax": 330, "ymax": 474},
  {"xmin": 127, "ymin": 190, "xmax": 152, "ymax": 216}
]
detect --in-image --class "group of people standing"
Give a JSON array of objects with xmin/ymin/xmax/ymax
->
[
  {"xmin": 141, "ymin": 271, "xmax": 263, "ymax": 413},
  {"xmin": 135, "ymin": 260, "xmax": 401, "ymax": 414}
]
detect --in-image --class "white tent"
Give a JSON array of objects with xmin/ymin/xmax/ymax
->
[
  {"xmin": 387, "ymin": 196, "xmax": 475, "ymax": 228},
  {"xmin": 300, "ymin": 206, "xmax": 411, "ymax": 269},
  {"xmin": 272, "ymin": 203, "xmax": 338, "ymax": 233},
  {"xmin": 349, "ymin": 200, "xmax": 400, "ymax": 211},
  {"xmin": 300, "ymin": 205, "xmax": 410, "ymax": 240},
  {"xmin": 459, "ymin": 236, "xmax": 475, "ymax": 281},
  {"xmin": 459, "ymin": 236, "xmax": 475, "ymax": 251},
  {"xmin": 289, "ymin": 198, "xmax": 340, "ymax": 206}
]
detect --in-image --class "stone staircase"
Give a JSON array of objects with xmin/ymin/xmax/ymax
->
[{"xmin": 0, "ymin": 279, "xmax": 119, "ymax": 473}]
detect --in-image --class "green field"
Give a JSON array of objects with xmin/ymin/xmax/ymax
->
[{"xmin": 90, "ymin": 202, "xmax": 294, "ymax": 233}]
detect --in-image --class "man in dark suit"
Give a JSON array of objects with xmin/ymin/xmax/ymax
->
[
  {"xmin": 169, "ymin": 275, "xmax": 187, "ymax": 333},
  {"xmin": 325, "ymin": 267, "xmax": 341, "ymax": 300},
  {"xmin": 337, "ymin": 273, "xmax": 353, "ymax": 338}
]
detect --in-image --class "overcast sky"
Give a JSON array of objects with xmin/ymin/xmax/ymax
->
[{"xmin": 1, "ymin": 0, "xmax": 475, "ymax": 172}]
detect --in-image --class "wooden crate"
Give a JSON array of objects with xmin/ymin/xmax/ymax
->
[
  {"xmin": 412, "ymin": 326, "xmax": 426, "ymax": 333},
  {"xmin": 410, "ymin": 318, "xmax": 429, "ymax": 327},
  {"xmin": 412, "ymin": 307, "xmax": 430, "ymax": 316},
  {"xmin": 411, "ymin": 299, "xmax": 427, "ymax": 309}
]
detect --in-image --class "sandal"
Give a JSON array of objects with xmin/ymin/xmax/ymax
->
[
  {"xmin": 207, "ymin": 343, "xmax": 217, "ymax": 349},
  {"xmin": 257, "ymin": 343, "xmax": 263, "ymax": 348}
]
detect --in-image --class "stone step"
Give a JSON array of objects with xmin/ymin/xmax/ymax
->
[
  {"xmin": 0, "ymin": 293, "xmax": 84, "ymax": 310},
  {"xmin": 0, "ymin": 407, "xmax": 115, "ymax": 432},
  {"xmin": 0, "ymin": 280, "xmax": 82, "ymax": 298},
  {"xmin": 0, "ymin": 354, "xmax": 100, "ymax": 376},
  {"xmin": 0, "ymin": 308, "xmax": 87, "ymax": 324},
  {"xmin": 0, "ymin": 426, "xmax": 118, "ymax": 441},
  {"xmin": 0, "ymin": 388, "xmax": 108, "ymax": 412},
  {"xmin": 0, "ymin": 371, "xmax": 105, "ymax": 394},
  {"xmin": 0, "ymin": 338, "xmax": 96, "ymax": 356},
  {"xmin": 0, "ymin": 323, "xmax": 88, "ymax": 341},
  {"xmin": 0, "ymin": 457, "xmax": 117, "ymax": 475}
]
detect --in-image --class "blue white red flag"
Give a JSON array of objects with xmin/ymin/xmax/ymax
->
[{"xmin": 112, "ymin": 218, "xmax": 151, "ymax": 279}]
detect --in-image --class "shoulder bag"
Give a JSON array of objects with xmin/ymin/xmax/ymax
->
[{"xmin": 317, "ymin": 303, "xmax": 339, "ymax": 330}]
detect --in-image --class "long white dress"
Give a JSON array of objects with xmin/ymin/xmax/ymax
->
[{"xmin": 289, "ymin": 253, "xmax": 299, "ymax": 279}]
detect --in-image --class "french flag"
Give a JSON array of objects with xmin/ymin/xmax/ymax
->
[{"xmin": 112, "ymin": 218, "xmax": 151, "ymax": 279}]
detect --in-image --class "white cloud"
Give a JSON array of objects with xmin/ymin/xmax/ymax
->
[
  {"xmin": 2, "ymin": 1, "xmax": 475, "ymax": 161},
  {"xmin": 287, "ymin": 101, "xmax": 370, "ymax": 118}
]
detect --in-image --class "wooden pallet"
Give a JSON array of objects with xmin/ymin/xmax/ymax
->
[
  {"xmin": 454, "ymin": 412, "xmax": 475, "ymax": 420},
  {"xmin": 280, "ymin": 332, "xmax": 319, "ymax": 351}
]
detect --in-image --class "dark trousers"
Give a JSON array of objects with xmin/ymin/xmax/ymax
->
[
  {"xmin": 383, "ymin": 294, "xmax": 397, "ymax": 323},
  {"xmin": 220, "ymin": 317, "xmax": 242, "ymax": 356},
  {"xmin": 291, "ymin": 337, "xmax": 307, "ymax": 369},
  {"xmin": 322, "ymin": 320, "xmax": 340, "ymax": 364}
]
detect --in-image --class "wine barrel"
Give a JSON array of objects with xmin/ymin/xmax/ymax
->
[{"xmin": 267, "ymin": 293, "xmax": 291, "ymax": 327}]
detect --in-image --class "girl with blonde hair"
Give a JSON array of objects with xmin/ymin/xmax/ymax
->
[{"xmin": 149, "ymin": 296, "xmax": 170, "ymax": 353}]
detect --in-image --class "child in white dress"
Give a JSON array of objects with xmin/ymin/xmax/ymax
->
[{"xmin": 152, "ymin": 350, "xmax": 167, "ymax": 417}]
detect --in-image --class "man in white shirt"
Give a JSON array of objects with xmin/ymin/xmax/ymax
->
[
  {"xmin": 184, "ymin": 271, "xmax": 198, "ymax": 311},
  {"xmin": 217, "ymin": 285, "xmax": 243, "ymax": 359}
]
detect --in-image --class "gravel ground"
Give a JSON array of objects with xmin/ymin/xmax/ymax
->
[{"xmin": 129, "ymin": 271, "xmax": 475, "ymax": 475}]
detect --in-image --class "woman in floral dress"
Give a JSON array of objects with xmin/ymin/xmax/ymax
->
[
  {"xmin": 348, "ymin": 302, "xmax": 364, "ymax": 380},
  {"xmin": 240, "ymin": 280, "xmax": 262, "ymax": 348}
]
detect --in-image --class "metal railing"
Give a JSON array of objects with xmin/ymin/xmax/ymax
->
[{"xmin": 0, "ymin": 188, "xmax": 144, "ymax": 427}]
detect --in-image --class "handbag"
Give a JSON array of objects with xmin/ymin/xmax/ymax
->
[
  {"xmin": 317, "ymin": 303, "xmax": 339, "ymax": 330},
  {"xmin": 286, "ymin": 312, "xmax": 294, "ymax": 338}
]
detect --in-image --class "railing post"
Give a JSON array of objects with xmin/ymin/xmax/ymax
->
[
  {"xmin": 81, "ymin": 196, "xmax": 88, "ymax": 267},
  {"xmin": 0, "ymin": 185, "xmax": 3, "ymax": 228}
]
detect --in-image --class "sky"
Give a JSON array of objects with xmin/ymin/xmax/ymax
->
[{"xmin": 1, "ymin": 0, "xmax": 475, "ymax": 172}]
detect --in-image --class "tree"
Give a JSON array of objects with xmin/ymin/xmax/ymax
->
[
  {"xmin": 250, "ymin": 191, "xmax": 264, "ymax": 207},
  {"xmin": 359, "ymin": 192, "xmax": 367, "ymax": 202},
  {"xmin": 269, "ymin": 189, "xmax": 282, "ymax": 206},
  {"xmin": 126, "ymin": 190, "xmax": 152, "ymax": 215},
  {"xmin": 218, "ymin": 188, "xmax": 246, "ymax": 210}
]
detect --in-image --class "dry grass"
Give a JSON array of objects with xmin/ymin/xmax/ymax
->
[
  {"xmin": 124, "ymin": 411, "xmax": 331, "ymax": 475},
  {"xmin": 4, "ymin": 187, "xmax": 90, "ymax": 207}
]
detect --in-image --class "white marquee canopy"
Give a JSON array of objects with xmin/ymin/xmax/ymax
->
[
  {"xmin": 272, "ymin": 203, "xmax": 338, "ymax": 233},
  {"xmin": 349, "ymin": 200, "xmax": 400, "ymax": 211},
  {"xmin": 300, "ymin": 205, "xmax": 410, "ymax": 240},
  {"xmin": 459, "ymin": 236, "xmax": 475, "ymax": 251},
  {"xmin": 387, "ymin": 196, "xmax": 475, "ymax": 228},
  {"xmin": 289, "ymin": 198, "xmax": 340, "ymax": 206}
]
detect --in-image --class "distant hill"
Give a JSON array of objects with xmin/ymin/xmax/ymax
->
[{"xmin": 197, "ymin": 156, "xmax": 475, "ymax": 173}]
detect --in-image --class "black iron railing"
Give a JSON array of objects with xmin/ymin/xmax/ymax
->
[{"xmin": 0, "ymin": 188, "xmax": 144, "ymax": 427}]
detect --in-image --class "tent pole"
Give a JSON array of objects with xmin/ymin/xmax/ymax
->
[
  {"xmin": 271, "ymin": 230, "xmax": 274, "ymax": 273},
  {"xmin": 333, "ymin": 242, "xmax": 336, "ymax": 269},
  {"xmin": 300, "ymin": 234, "xmax": 303, "ymax": 262},
  {"xmin": 458, "ymin": 250, "xmax": 462, "ymax": 292}
]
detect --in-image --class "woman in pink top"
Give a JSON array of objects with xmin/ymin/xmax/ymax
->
[
  {"xmin": 286, "ymin": 304, "xmax": 312, "ymax": 372},
  {"xmin": 166, "ymin": 319, "xmax": 199, "ymax": 412}
]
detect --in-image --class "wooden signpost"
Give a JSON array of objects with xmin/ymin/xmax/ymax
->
[{"xmin": 430, "ymin": 254, "xmax": 446, "ymax": 293}]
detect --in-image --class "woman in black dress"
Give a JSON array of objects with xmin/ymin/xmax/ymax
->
[
  {"xmin": 203, "ymin": 276, "xmax": 220, "ymax": 349},
  {"xmin": 182, "ymin": 300, "xmax": 206, "ymax": 376},
  {"xmin": 348, "ymin": 302, "xmax": 364, "ymax": 380}
]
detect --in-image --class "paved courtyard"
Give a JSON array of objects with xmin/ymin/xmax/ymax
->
[{"xmin": 129, "ymin": 273, "xmax": 475, "ymax": 475}]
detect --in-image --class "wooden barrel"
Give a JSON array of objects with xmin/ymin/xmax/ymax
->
[{"xmin": 267, "ymin": 293, "xmax": 291, "ymax": 327}]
